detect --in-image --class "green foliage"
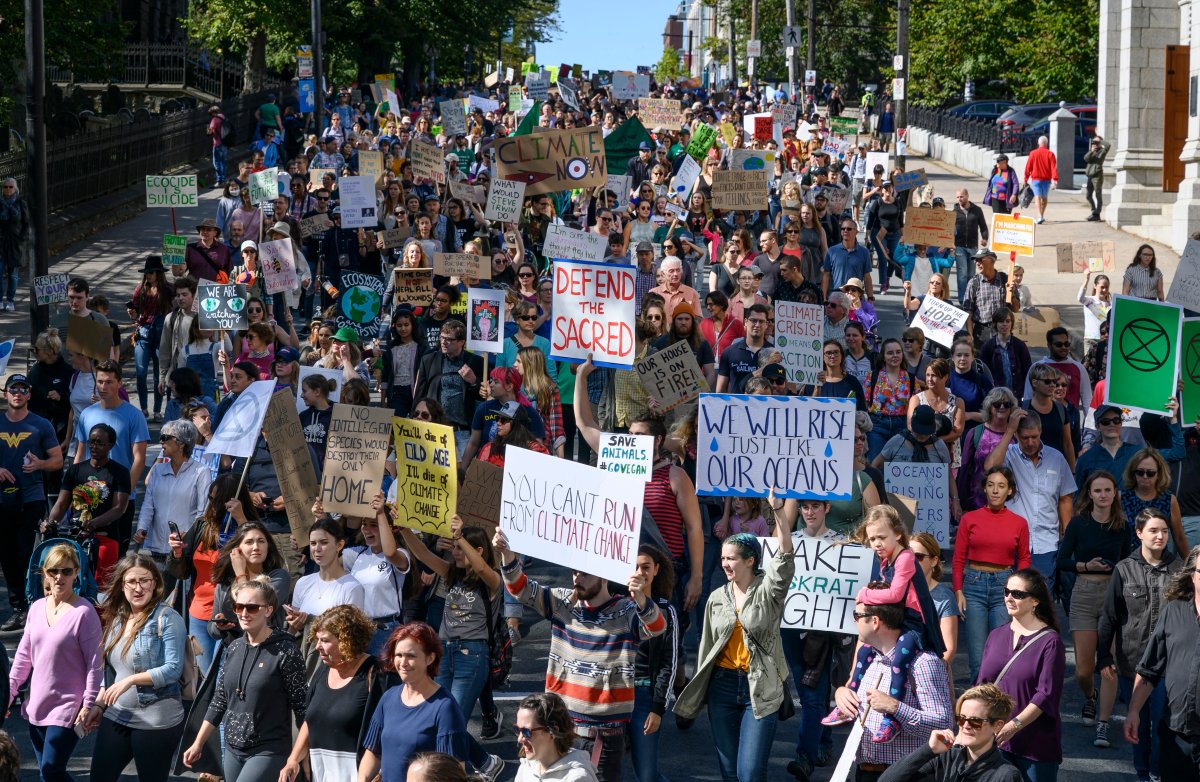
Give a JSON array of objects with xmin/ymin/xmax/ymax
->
[
  {"xmin": 655, "ymin": 47, "xmax": 686, "ymax": 83},
  {"xmin": 0, "ymin": 0, "xmax": 129, "ymax": 84}
]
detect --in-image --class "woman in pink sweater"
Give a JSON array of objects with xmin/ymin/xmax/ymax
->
[{"xmin": 8, "ymin": 543, "xmax": 104, "ymax": 782}]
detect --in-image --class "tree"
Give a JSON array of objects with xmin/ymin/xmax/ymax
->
[{"xmin": 655, "ymin": 47, "xmax": 686, "ymax": 84}]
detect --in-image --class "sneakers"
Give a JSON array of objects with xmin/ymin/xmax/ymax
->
[
  {"xmin": 1082, "ymin": 695, "xmax": 1097, "ymax": 726},
  {"xmin": 1087, "ymin": 213, "xmax": 1101, "ymax": 222},
  {"xmin": 816, "ymin": 742, "xmax": 833, "ymax": 767},
  {"xmin": 480, "ymin": 708, "xmax": 503, "ymax": 740},
  {"xmin": 787, "ymin": 757, "xmax": 814, "ymax": 781},
  {"xmin": 820, "ymin": 706, "xmax": 854, "ymax": 726},
  {"xmin": 507, "ymin": 623, "xmax": 521, "ymax": 648},
  {"xmin": 0, "ymin": 610, "xmax": 26, "ymax": 632},
  {"xmin": 0, "ymin": 301, "xmax": 12, "ymax": 311},
  {"xmin": 1094, "ymin": 720, "xmax": 1111, "ymax": 748},
  {"xmin": 1034, "ymin": 217, "xmax": 1045, "ymax": 225},
  {"xmin": 870, "ymin": 714, "xmax": 901, "ymax": 744},
  {"xmin": 478, "ymin": 753, "xmax": 504, "ymax": 782}
]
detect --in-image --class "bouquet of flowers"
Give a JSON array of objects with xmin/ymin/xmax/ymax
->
[{"xmin": 69, "ymin": 479, "xmax": 110, "ymax": 531}]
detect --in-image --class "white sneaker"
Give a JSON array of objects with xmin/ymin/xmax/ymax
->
[
  {"xmin": 1034, "ymin": 217, "xmax": 1045, "ymax": 224},
  {"xmin": 479, "ymin": 754, "xmax": 505, "ymax": 782}
]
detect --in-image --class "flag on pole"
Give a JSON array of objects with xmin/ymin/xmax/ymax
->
[
  {"xmin": 0, "ymin": 340, "xmax": 14, "ymax": 376},
  {"xmin": 207, "ymin": 380, "xmax": 276, "ymax": 458}
]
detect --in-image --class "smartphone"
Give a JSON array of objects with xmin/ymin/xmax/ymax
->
[
  {"xmin": 74, "ymin": 723, "xmax": 88, "ymax": 739},
  {"xmin": 168, "ymin": 522, "xmax": 180, "ymax": 537}
]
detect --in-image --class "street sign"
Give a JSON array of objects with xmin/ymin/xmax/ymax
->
[
  {"xmin": 781, "ymin": 26, "xmax": 802, "ymax": 47},
  {"xmin": 893, "ymin": 78, "xmax": 906, "ymax": 100},
  {"xmin": 297, "ymin": 45, "xmax": 313, "ymax": 78},
  {"xmin": 893, "ymin": 55, "xmax": 904, "ymax": 71},
  {"xmin": 746, "ymin": 40, "xmax": 761, "ymax": 58}
]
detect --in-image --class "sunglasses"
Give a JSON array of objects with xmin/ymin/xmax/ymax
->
[
  {"xmin": 412, "ymin": 411, "xmax": 432, "ymax": 420},
  {"xmin": 86, "ymin": 438, "xmax": 113, "ymax": 447},
  {"xmin": 514, "ymin": 726, "xmax": 548, "ymax": 740},
  {"xmin": 852, "ymin": 610, "xmax": 874, "ymax": 621},
  {"xmin": 770, "ymin": 377, "xmax": 787, "ymax": 385},
  {"xmin": 6, "ymin": 386, "xmax": 30, "ymax": 395},
  {"xmin": 1135, "ymin": 468, "xmax": 1158, "ymax": 477},
  {"xmin": 911, "ymin": 552, "xmax": 932, "ymax": 562},
  {"xmin": 233, "ymin": 602, "xmax": 265, "ymax": 614},
  {"xmin": 44, "ymin": 567, "xmax": 76, "ymax": 577},
  {"xmin": 517, "ymin": 315, "xmax": 537, "ymax": 321},
  {"xmin": 1051, "ymin": 341, "xmax": 1070, "ymax": 348},
  {"xmin": 1097, "ymin": 417, "xmax": 1121, "ymax": 426},
  {"xmin": 317, "ymin": 196, "xmax": 330, "ymax": 201},
  {"xmin": 956, "ymin": 715, "xmax": 993, "ymax": 729},
  {"xmin": 159, "ymin": 434, "xmax": 176, "ymax": 444},
  {"xmin": 991, "ymin": 401, "xmax": 1013, "ymax": 410},
  {"xmin": 518, "ymin": 272, "xmax": 534, "ymax": 278},
  {"xmin": 645, "ymin": 314, "xmax": 662, "ymax": 321},
  {"xmin": 902, "ymin": 337, "xmax": 917, "ymax": 343},
  {"xmin": 1003, "ymin": 587, "xmax": 1031, "ymax": 600}
]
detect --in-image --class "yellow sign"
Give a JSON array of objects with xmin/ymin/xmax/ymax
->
[
  {"xmin": 390, "ymin": 418, "xmax": 458, "ymax": 537},
  {"xmin": 990, "ymin": 214, "xmax": 1036, "ymax": 257}
]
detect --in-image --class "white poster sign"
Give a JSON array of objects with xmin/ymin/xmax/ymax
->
[
  {"xmin": 258, "ymin": 238, "xmax": 297, "ymax": 295},
  {"xmin": 865, "ymin": 152, "xmax": 891, "ymax": 178},
  {"xmin": 543, "ymin": 223, "xmax": 607, "ymax": 263},
  {"xmin": 884, "ymin": 461, "xmax": 950, "ymax": 545},
  {"xmin": 249, "ymin": 167, "xmax": 279, "ymax": 204},
  {"xmin": 761, "ymin": 534, "xmax": 874, "ymax": 633},
  {"xmin": 550, "ymin": 259, "xmax": 637, "ymax": 368},
  {"xmin": 484, "ymin": 179, "xmax": 526, "ymax": 223},
  {"xmin": 606, "ymin": 174, "xmax": 633, "ymax": 210},
  {"xmin": 145, "ymin": 175, "xmax": 198, "ymax": 208},
  {"xmin": 611, "ymin": 72, "xmax": 651, "ymax": 100},
  {"xmin": 338, "ymin": 176, "xmax": 378, "ymax": 229},
  {"xmin": 1167, "ymin": 239, "xmax": 1200, "ymax": 311},
  {"xmin": 913, "ymin": 296, "xmax": 970, "ymax": 348},
  {"xmin": 467, "ymin": 287, "xmax": 506, "ymax": 353},
  {"xmin": 524, "ymin": 71, "xmax": 550, "ymax": 100},
  {"xmin": 596, "ymin": 433, "xmax": 654, "ymax": 482},
  {"xmin": 669, "ymin": 155, "xmax": 702, "ymax": 201},
  {"xmin": 774, "ymin": 301, "xmax": 825, "ymax": 384},
  {"xmin": 440, "ymin": 100, "xmax": 467, "ymax": 136}
]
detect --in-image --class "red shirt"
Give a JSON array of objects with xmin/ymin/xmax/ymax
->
[
  {"xmin": 1024, "ymin": 147, "xmax": 1058, "ymax": 183},
  {"xmin": 700, "ymin": 316, "xmax": 745, "ymax": 365},
  {"xmin": 952, "ymin": 507, "xmax": 1033, "ymax": 590}
]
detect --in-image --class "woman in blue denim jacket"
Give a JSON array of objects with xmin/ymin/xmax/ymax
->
[{"xmin": 83, "ymin": 551, "xmax": 188, "ymax": 782}]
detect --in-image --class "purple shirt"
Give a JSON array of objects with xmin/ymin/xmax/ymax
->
[
  {"xmin": 977, "ymin": 624, "xmax": 1066, "ymax": 763},
  {"xmin": 8, "ymin": 598, "xmax": 104, "ymax": 727}
]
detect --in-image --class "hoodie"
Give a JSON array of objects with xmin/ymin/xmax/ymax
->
[
  {"xmin": 515, "ymin": 748, "xmax": 600, "ymax": 782},
  {"xmin": 204, "ymin": 629, "xmax": 307, "ymax": 754}
]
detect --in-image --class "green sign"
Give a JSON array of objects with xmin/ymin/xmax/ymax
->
[
  {"xmin": 508, "ymin": 93, "xmax": 522, "ymax": 113},
  {"xmin": 830, "ymin": 116, "xmax": 858, "ymax": 134},
  {"xmin": 162, "ymin": 234, "xmax": 188, "ymax": 266},
  {"xmin": 686, "ymin": 124, "xmax": 718, "ymax": 161},
  {"xmin": 1182, "ymin": 317, "xmax": 1200, "ymax": 425},
  {"xmin": 1104, "ymin": 295, "xmax": 1183, "ymax": 416}
]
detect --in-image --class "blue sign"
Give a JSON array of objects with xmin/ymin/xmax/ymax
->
[{"xmin": 298, "ymin": 79, "xmax": 315, "ymax": 113}]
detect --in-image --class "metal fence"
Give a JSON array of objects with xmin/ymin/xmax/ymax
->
[
  {"xmin": 0, "ymin": 91, "xmax": 271, "ymax": 214},
  {"xmin": 909, "ymin": 106, "xmax": 1036, "ymax": 156}
]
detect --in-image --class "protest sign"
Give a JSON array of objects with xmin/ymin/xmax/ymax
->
[
  {"xmin": 33, "ymin": 273, "xmax": 69, "ymax": 305},
  {"xmin": 697, "ymin": 394, "xmax": 856, "ymax": 499},
  {"xmin": 729, "ymin": 149, "xmax": 776, "ymax": 179},
  {"xmin": 753, "ymin": 115, "xmax": 773, "ymax": 143},
  {"xmin": 390, "ymin": 269, "xmax": 434, "ymax": 308},
  {"xmin": 606, "ymin": 174, "xmax": 632, "ymax": 209},
  {"xmin": 989, "ymin": 213, "xmax": 1036, "ymax": 257},
  {"xmin": 440, "ymin": 100, "xmax": 467, "ymax": 135},
  {"xmin": 493, "ymin": 126, "xmax": 606, "ymax": 195},
  {"xmin": 206, "ymin": 380, "xmax": 274, "ymax": 458},
  {"xmin": 719, "ymin": 121, "xmax": 738, "ymax": 147},
  {"xmin": 1104, "ymin": 295, "xmax": 1183, "ymax": 416},
  {"xmin": 258, "ymin": 238, "xmax": 297, "ymax": 295},
  {"xmin": 885, "ymin": 462, "xmax": 950, "ymax": 545},
  {"xmin": 551, "ymin": 259, "xmax": 636, "ymax": 368},
  {"xmin": 1167, "ymin": 239, "xmax": 1200, "ymax": 311},
  {"xmin": 525, "ymin": 70, "xmax": 550, "ymax": 99},
  {"xmin": 913, "ymin": 296, "xmax": 970, "ymax": 348},
  {"xmin": 295, "ymin": 365, "xmax": 342, "ymax": 412},
  {"xmin": 1055, "ymin": 240, "xmax": 1116, "ymax": 274},
  {"xmin": 434, "ymin": 253, "xmax": 490, "ymax": 280},
  {"xmin": 610, "ymin": 71, "xmax": 650, "ymax": 99},
  {"xmin": 760, "ymin": 535, "xmax": 874, "ymax": 633},
  {"xmin": 635, "ymin": 340, "xmax": 706, "ymax": 411},
  {"xmin": 772, "ymin": 103, "xmax": 798, "ymax": 134},
  {"xmin": 380, "ymin": 228, "xmax": 408, "ymax": 249},
  {"xmin": 557, "ymin": 77, "xmax": 580, "ymax": 111},
  {"xmin": 901, "ymin": 207, "xmax": 955, "ymax": 247},
  {"xmin": 543, "ymin": 223, "xmax": 607, "ymax": 263},
  {"xmin": 822, "ymin": 139, "xmax": 852, "ymax": 159},
  {"xmin": 391, "ymin": 417, "xmax": 457, "ymax": 537},
  {"xmin": 865, "ymin": 152, "xmax": 890, "ymax": 177},
  {"xmin": 145, "ymin": 175, "xmax": 197, "ymax": 208},
  {"xmin": 337, "ymin": 176, "xmax": 378, "ymax": 229},
  {"xmin": 813, "ymin": 186, "xmax": 850, "ymax": 215},
  {"xmin": 65, "ymin": 314, "xmax": 113, "ymax": 361},
  {"xmin": 196, "ymin": 282, "xmax": 248, "ymax": 331},
  {"xmin": 357, "ymin": 149, "xmax": 384, "ymax": 186},
  {"xmin": 484, "ymin": 179, "xmax": 526, "ymax": 223},
  {"xmin": 686, "ymin": 124, "xmax": 718, "ymax": 160},
  {"xmin": 0, "ymin": 340, "xmax": 12, "ymax": 376},
  {"xmin": 774, "ymin": 301, "xmax": 824, "ymax": 384},
  {"xmin": 458, "ymin": 460, "xmax": 503, "ymax": 531},
  {"xmin": 664, "ymin": 202, "xmax": 687, "ymax": 220},
  {"xmin": 1181, "ymin": 318, "xmax": 1200, "ymax": 424},
  {"xmin": 468, "ymin": 287, "xmax": 506, "ymax": 352},
  {"xmin": 893, "ymin": 168, "xmax": 928, "ymax": 192},
  {"xmin": 162, "ymin": 235, "xmax": 188, "ymax": 267},
  {"xmin": 711, "ymin": 170, "xmax": 769, "ymax": 211},
  {"xmin": 830, "ymin": 116, "xmax": 858, "ymax": 135},
  {"xmin": 249, "ymin": 167, "xmax": 278, "ymax": 204},
  {"xmin": 300, "ymin": 213, "xmax": 333, "ymax": 239},
  {"xmin": 500, "ymin": 448, "xmax": 643, "ymax": 583},
  {"xmin": 309, "ymin": 169, "xmax": 335, "ymax": 190},
  {"xmin": 484, "ymin": 71, "xmax": 500, "ymax": 88},
  {"xmin": 263, "ymin": 390, "xmax": 320, "ymax": 540},
  {"xmin": 449, "ymin": 178, "xmax": 485, "ymax": 204},
  {"xmin": 335, "ymin": 271, "xmax": 386, "ymax": 340},
  {"xmin": 319, "ymin": 404, "xmax": 393, "ymax": 516},
  {"xmin": 596, "ymin": 433, "xmax": 654, "ymax": 482},
  {"xmin": 669, "ymin": 155, "xmax": 702, "ymax": 201},
  {"xmin": 1012, "ymin": 306, "xmax": 1061, "ymax": 341},
  {"xmin": 410, "ymin": 139, "xmax": 447, "ymax": 184},
  {"xmin": 639, "ymin": 98, "xmax": 682, "ymax": 129}
]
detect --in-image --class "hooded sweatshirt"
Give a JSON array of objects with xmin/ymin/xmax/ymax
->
[{"xmin": 515, "ymin": 748, "xmax": 600, "ymax": 782}]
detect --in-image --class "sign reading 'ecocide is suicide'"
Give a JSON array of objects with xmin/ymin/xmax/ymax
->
[{"xmin": 551, "ymin": 259, "xmax": 636, "ymax": 368}]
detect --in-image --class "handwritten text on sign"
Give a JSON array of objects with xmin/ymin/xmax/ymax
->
[
  {"xmin": 596, "ymin": 433, "xmax": 654, "ymax": 482},
  {"xmin": 774, "ymin": 301, "xmax": 824, "ymax": 384},
  {"xmin": 913, "ymin": 296, "xmax": 969, "ymax": 348},
  {"xmin": 145, "ymin": 175, "xmax": 197, "ymax": 208},
  {"xmin": 197, "ymin": 283, "xmax": 248, "ymax": 331},
  {"xmin": 391, "ymin": 417, "xmax": 457, "ymax": 537},
  {"xmin": 543, "ymin": 224, "xmax": 607, "ymax": 263},
  {"xmin": 990, "ymin": 213, "xmax": 1036, "ymax": 257},
  {"xmin": 34, "ymin": 274, "xmax": 69, "ymax": 306},
  {"xmin": 484, "ymin": 179, "xmax": 526, "ymax": 223},
  {"xmin": 262, "ymin": 390, "xmax": 320, "ymax": 541},
  {"xmin": 884, "ymin": 462, "xmax": 950, "ymax": 545},
  {"xmin": 635, "ymin": 340, "xmax": 706, "ymax": 411},
  {"xmin": 551, "ymin": 260, "xmax": 636, "ymax": 368},
  {"xmin": 320, "ymin": 404, "xmax": 393, "ymax": 516},
  {"xmin": 711, "ymin": 170, "xmax": 769, "ymax": 211},
  {"xmin": 761, "ymin": 535, "xmax": 874, "ymax": 634},
  {"xmin": 697, "ymin": 394, "xmax": 855, "ymax": 499},
  {"xmin": 500, "ymin": 447, "xmax": 644, "ymax": 583}
]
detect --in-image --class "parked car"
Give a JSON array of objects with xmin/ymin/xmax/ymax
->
[
  {"xmin": 997, "ymin": 103, "xmax": 1061, "ymax": 134},
  {"xmin": 1017, "ymin": 113, "xmax": 1097, "ymax": 169},
  {"xmin": 946, "ymin": 100, "xmax": 1017, "ymax": 122}
]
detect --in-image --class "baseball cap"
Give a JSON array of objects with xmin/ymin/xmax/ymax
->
[
  {"xmin": 497, "ymin": 401, "xmax": 523, "ymax": 420},
  {"xmin": 638, "ymin": 141, "xmax": 653, "ymax": 151},
  {"xmin": 332, "ymin": 327, "xmax": 360, "ymax": 343},
  {"xmin": 761, "ymin": 364, "xmax": 787, "ymax": 383},
  {"xmin": 274, "ymin": 346, "xmax": 301, "ymax": 364},
  {"xmin": 931, "ymin": 197, "xmax": 946, "ymax": 207},
  {"xmin": 1094, "ymin": 404, "xmax": 1123, "ymax": 422},
  {"xmin": 4, "ymin": 374, "xmax": 29, "ymax": 391},
  {"xmin": 974, "ymin": 248, "xmax": 998, "ymax": 261}
]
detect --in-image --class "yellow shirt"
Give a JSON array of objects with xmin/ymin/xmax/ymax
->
[{"xmin": 716, "ymin": 617, "xmax": 750, "ymax": 671}]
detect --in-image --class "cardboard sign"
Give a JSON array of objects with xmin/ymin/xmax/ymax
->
[
  {"xmin": 711, "ymin": 170, "xmax": 769, "ymax": 211},
  {"xmin": 1012, "ymin": 306, "xmax": 1060, "ymax": 341},
  {"xmin": 390, "ymin": 268, "xmax": 434, "ymax": 308},
  {"xmin": 901, "ymin": 207, "xmax": 955, "ymax": 247},
  {"xmin": 145, "ymin": 175, "xmax": 197, "ymax": 207},
  {"xmin": 551, "ymin": 260, "xmax": 637, "ymax": 368},
  {"xmin": 457, "ymin": 460, "xmax": 503, "ymax": 530},
  {"xmin": 485, "ymin": 179, "xmax": 526, "ymax": 223},
  {"xmin": 686, "ymin": 124, "xmax": 718, "ymax": 161},
  {"xmin": 434, "ymin": 253, "xmax": 490, "ymax": 280},
  {"xmin": 249, "ymin": 167, "xmax": 278, "ymax": 204},
  {"xmin": 635, "ymin": 340, "xmax": 707, "ymax": 411},
  {"xmin": 338, "ymin": 175, "xmax": 378, "ymax": 229},
  {"xmin": 467, "ymin": 287, "xmax": 506, "ymax": 353},
  {"xmin": 320, "ymin": 404, "xmax": 393, "ymax": 516},
  {"xmin": 449, "ymin": 178, "xmax": 485, "ymax": 204},
  {"xmin": 596, "ymin": 433, "xmax": 654, "ymax": 482},
  {"xmin": 892, "ymin": 168, "xmax": 928, "ymax": 192},
  {"xmin": 33, "ymin": 273, "xmax": 69, "ymax": 305},
  {"xmin": 774, "ymin": 301, "xmax": 824, "ymax": 384},
  {"xmin": 543, "ymin": 224, "xmax": 607, "ymax": 263},
  {"xmin": 162, "ymin": 235, "xmax": 188, "ymax": 267},
  {"xmin": 300, "ymin": 213, "xmax": 333, "ymax": 239},
  {"xmin": 990, "ymin": 213, "xmax": 1036, "ymax": 257},
  {"xmin": 380, "ymin": 228, "xmax": 408, "ymax": 249},
  {"xmin": 263, "ymin": 390, "xmax": 320, "ymax": 541},
  {"xmin": 65, "ymin": 314, "xmax": 113, "ymax": 361},
  {"xmin": 670, "ymin": 155, "xmax": 702, "ymax": 202},
  {"xmin": 884, "ymin": 462, "xmax": 950, "ymax": 545},
  {"xmin": 258, "ymin": 238, "xmax": 297, "ymax": 295},
  {"xmin": 761, "ymin": 535, "xmax": 874, "ymax": 633},
  {"xmin": 493, "ymin": 126, "xmax": 606, "ymax": 196},
  {"xmin": 335, "ymin": 271, "xmax": 386, "ymax": 340},
  {"xmin": 1104, "ymin": 295, "xmax": 1184, "ymax": 416},
  {"xmin": 390, "ymin": 417, "xmax": 457, "ymax": 537},
  {"xmin": 639, "ymin": 98, "xmax": 682, "ymax": 129},
  {"xmin": 357, "ymin": 149, "xmax": 384, "ymax": 185},
  {"xmin": 196, "ymin": 282, "xmax": 248, "ymax": 331},
  {"xmin": 410, "ymin": 139, "xmax": 447, "ymax": 184},
  {"xmin": 913, "ymin": 296, "xmax": 970, "ymax": 348},
  {"xmin": 697, "ymin": 394, "xmax": 855, "ymax": 499},
  {"xmin": 295, "ymin": 366, "xmax": 342, "ymax": 412},
  {"xmin": 1167, "ymin": 239, "xmax": 1200, "ymax": 311},
  {"xmin": 606, "ymin": 174, "xmax": 633, "ymax": 210},
  {"xmin": 440, "ymin": 100, "xmax": 467, "ymax": 136},
  {"xmin": 309, "ymin": 169, "xmax": 336, "ymax": 190},
  {"xmin": 499, "ymin": 447, "xmax": 644, "ymax": 583}
]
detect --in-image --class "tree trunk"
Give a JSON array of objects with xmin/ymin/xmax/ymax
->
[{"xmin": 242, "ymin": 29, "xmax": 267, "ymax": 95}]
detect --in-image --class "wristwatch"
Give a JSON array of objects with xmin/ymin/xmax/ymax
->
[{"xmin": 1011, "ymin": 716, "xmax": 1023, "ymax": 730}]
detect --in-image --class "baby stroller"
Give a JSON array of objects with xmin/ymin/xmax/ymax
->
[{"xmin": 25, "ymin": 537, "xmax": 101, "ymax": 606}]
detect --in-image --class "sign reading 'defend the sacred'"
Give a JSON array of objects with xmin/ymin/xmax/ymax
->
[
  {"xmin": 145, "ymin": 175, "xmax": 197, "ymax": 207},
  {"xmin": 500, "ymin": 447, "xmax": 643, "ymax": 583},
  {"xmin": 697, "ymin": 394, "xmax": 855, "ymax": 499},
  {"xmin": 551, "ymin": 259, "xmax": 636, "ymax": 368},
  {"xmin": 760, "ymin": 535, "xmax": 874, "ymax": 634}
]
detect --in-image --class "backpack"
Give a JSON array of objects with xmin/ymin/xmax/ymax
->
[
  {"xmin": 218, "ymin": 113, "xmax": 234, "ymax": 143},
  {"xmin": 1019, "ymin": 397, "xmax": 1067, "ymax": 432},
  {"xmin": 479, "ymin": 585, "xmax": 513, "ymax": 689},
  {"xmin": 156, "ymin": 609, "xmax": 200, "ymax": 700}
]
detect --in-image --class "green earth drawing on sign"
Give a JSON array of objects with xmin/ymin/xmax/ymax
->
[{"xmin": 341, "ymin": 286, "xmax": 381, "ymax": 324}]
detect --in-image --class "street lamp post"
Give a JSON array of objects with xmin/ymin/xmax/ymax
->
[
  {"xmin": 311, "ymin": 0, "xmax": 325, "ymax": 136},
  {"xmin": 25, "ymin": 0, "xmax": 49, "ymax": 339}
]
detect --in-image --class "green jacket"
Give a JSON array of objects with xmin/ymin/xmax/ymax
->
[
  {"xmin": 1084, "ymin": 140, "xmax": 1111, "ymax": 178},
  {"xmin": 675, "ymin": 548, "xmax": 795, "ymax": 720}
]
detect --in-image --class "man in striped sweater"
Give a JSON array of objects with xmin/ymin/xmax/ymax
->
[{"xmin": 494, "ymin": 530, "xmax": 667, "ymax": 782}]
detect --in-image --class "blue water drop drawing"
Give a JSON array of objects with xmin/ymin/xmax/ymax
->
[
  {"xmin": 824, "ymin": 442, "xmax": 834, "ymax": 457},
  {"xmin": 709, "ymin": 437, "xmax": 720, "ymax": 452}
]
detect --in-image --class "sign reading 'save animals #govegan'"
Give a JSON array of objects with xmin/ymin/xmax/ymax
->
[
  {"xmin": 551, "ymin": 259, "xmax": 636, "ymax": 368},
  {"xmin": 697, "ymin": 394, "xmax": 855, "ymax": 499}
]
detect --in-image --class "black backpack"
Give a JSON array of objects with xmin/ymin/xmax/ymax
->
[
  {"xmin": 479, "ymin": 585, "xmax": 513, "ymax": 689},
  {"xmin": 219, "ymin": 113, "xmax": 234, "ymax": 143}
]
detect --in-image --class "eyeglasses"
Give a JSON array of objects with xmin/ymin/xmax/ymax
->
[
  {"xmin": 1003, "ymin": 587, "xmax": 1031, "ymax": 600},
  {"xmin": 825, "ymin": 302, "xmax": 840, "ymax": 309},
  {"xmin": 911, "ymin": 552, "xmax": 931, "ymax": 562},
  {"xmin": 956, "ymin": 715, "xmax": 993, "ymax": 729},
  {"xmin": 784, "ymin": 229, "xmax": 800, "ymax": 235},
  {"xmin": 248, "ymin": 308, "xmax": 264, "ymax": 314},
  {"xmin": 852, "ymin": 610, "xmax": 874, "ymax": 621},
  {"xmin": 901, "ymin": 337, "xmax": 917, "ymax": 343},
  {"xmin": 317, "ymin": 196, "xmax": 330, "ymax": 201},
  {"xmin": 86, "ymin": 438, "xmax": 113, "ymax": 447},
  {"xmin": 518, "ymin": 272, "xmax": 534, "ymax": 278},
  {"xmin": 233, "ymin": 602, "xmax": 265, "ymax": 614},
  {"xmin": 6, "ymin": 386, "xmax": 30, "ymax": 395},
  {"xmin": 517, "ymin": 315, "xmax": 537, "ymax": 321},
  {"xmin": 991, "ymin": 401, "xmax": 1013, "ymax": 410},
  {"xmin": 823, "ymin": 351, "xmax": 842, "ymax": 357},
  {"xmin": 599, "ymin": 217, "xmax": 612, "ymax": 223},
  {"xmin": 841, "ymin": 227, "xmax": 856, "ymax": 232},
  {"xmin": 1135, "ymin": 468, "xmax": 1158, "ymax": 477},
  {"xmin": 412, "ymin": 410, "xmax": 432, "ymax": 420},
  {"xmin": 123, "ymin": 576, "xmax": 155, "ymax": 589},
  {"xmin": 663, "ymin": 244, "xmax": 676, "ymax": 250},
  {"xmin": 770, "ymin": 377, "xmax": 787, "ymax": 385},
  {"xmin": 1051, "ymin": 341, "xmax": 1070, "ymax": 348},
  {"xmin": 1097, "ymin": 417, "xmax": 1121, "ymax": 426},
  {"xmin": 159, "ymin": 434, "xmax": 176, "ymax": 444},
  {"xmin": 440, "ymin": 336, "xmax": 464, "ymax": 342},
  {"xmin": 514, "ymin": 726, "xmax": 548, "ymax": 740},
  {"xmin": 644, "ymin": 314, "xmax": 662, "ymax": 321},
  {"xmin": 44, "ymin": 567, "xmax": 76, "ymax": 577}
]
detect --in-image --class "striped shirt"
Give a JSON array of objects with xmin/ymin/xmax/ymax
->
[
  {"xmin": 643, "ymin": 465, "xmax": 686, "ymax": 559},
  {"xmin": 855, "ymin": 646, "xmax": 954, "ymax": 765},
  {"xmin": 1122, "ymin": 264, "xmax": 1162, "ymax": 299}
]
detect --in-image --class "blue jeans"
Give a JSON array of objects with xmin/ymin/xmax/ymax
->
[
  {"xmin": 1029, "ymin": 551, "xmax": 1058, "ymax": 595},
  {"xmin": 1003, "ymin": 752, "xmax": 1059, "ymax": 782},
  {"xmin": 706, "ymin": 667, "xmax": 779, "ymax": 782},
  {"xmin": 189, "ymin": 613, "xmax": 218, "ymax": 680},
  {"xmin": 781, "ymin": 630, "xmax": 832, "ymax": 766},
  {"xmin": 954, "ymin": 247, "xmax": 974, "ymax": 305},
  {"xmin": 961, "ymin": 567, "xmax": 1012, "ymax": 682},
  {"xmin": 370, "ymin": 620, "xmax": 400, "ymax": 656},
  {"xmin": 28, "ymin": 723, "xmax": 80, "ymax": 782},
  {"xmin": 0, "ymin": 262, "xmax": 16, "ymax": 304},
  {"xmin": 134, "ymin": 316, "xmax": 164, "ymax": 414},
  {"xmin": 630, "ymin": 685, "xmax": 667, "ymax": 782},
  {"xmin": 212, "ymin": 144, "xmax": 228, "ymax": 186},
  {"xmin": 873, "ymin": 231, "xmax": 901, "ymax": 289},
  {"xmin": 437, "ymin": 639, "xmax": 489, "ymax": 721},
  {"xmin": 1120, "ymin": 675, "xmax": 1166, "ymax": 777},
  {"xmin": 867, "ymin": 414, "xmax": 907, "ymax": 462}
]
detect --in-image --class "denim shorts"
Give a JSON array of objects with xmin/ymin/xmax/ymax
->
[{"xmin": 1029, "ymin": 179, "xmax": 1051, "ymax": 199}]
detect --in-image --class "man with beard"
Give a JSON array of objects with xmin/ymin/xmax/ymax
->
[{"xmin": 650, "ymin": 301, "xmax": 715, "ymax": 388}]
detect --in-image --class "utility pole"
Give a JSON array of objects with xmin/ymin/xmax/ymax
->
[
  {"xmin": 784, "ymin": 0, "xmax": 796, "ymax": 101},
  {"xmin": 806, "ymin": 0, "xmax": 815, "ymax": 72},
  {"xmin": 749, "ymin": 0, "xmax": 757, "ymax": 94},
  {"xmin": 726, "ymin": 0, "xmax": 737, "ymax": 90},
  {"xmin": 311, "ymin": 0, "xmax": 325, "ymax": 136},
  {"xmin": 25, "ymin": 0, "xmax": 49, "ymax": 339},
  {"xmin": 895, "ymin": 0, "xmax": 909, "ymax": 170}
]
